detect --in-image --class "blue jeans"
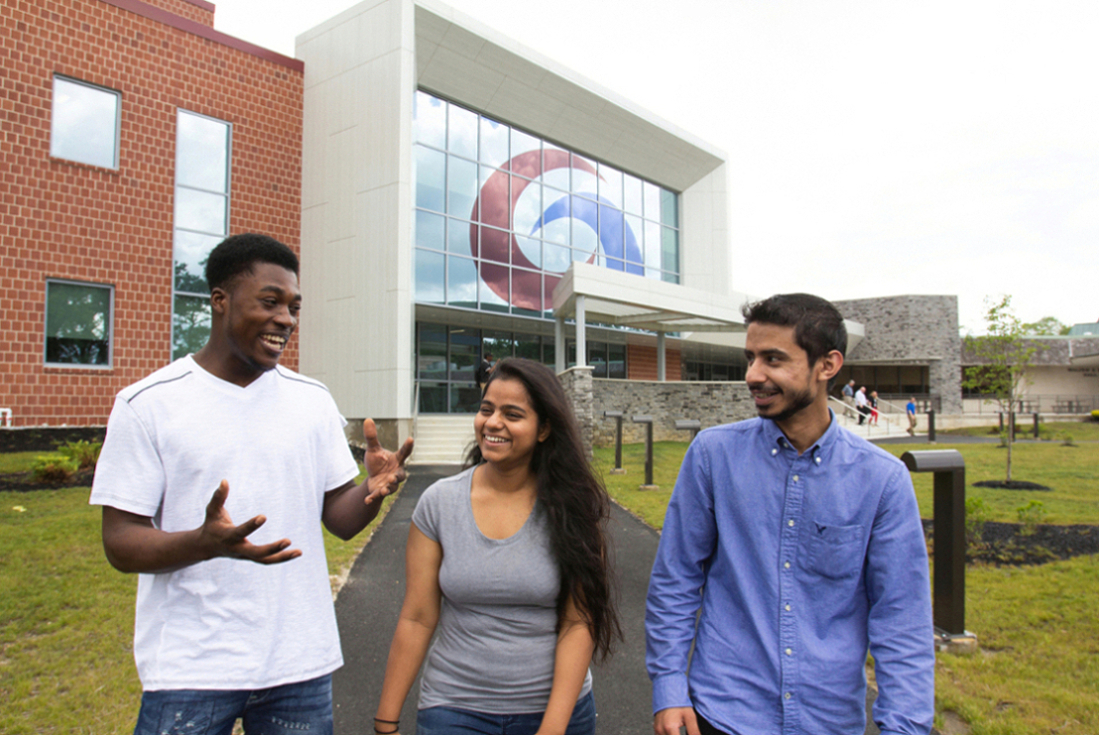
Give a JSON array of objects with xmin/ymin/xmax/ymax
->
[
  {"xmin": 416, "ymin": 690, "xmax": 596, "ymax": 735},
  {"xmin": 133, "ymin": 674, "xmax": 332, "ymax": 735}
]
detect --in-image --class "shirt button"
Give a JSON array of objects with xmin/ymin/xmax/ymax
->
[
  {"xmin": 785, "ymin": 692, "xmax": 792, "ymax": 700},
  {"xmin": 785, "ymin": 604, "xmax": 792, "ymax": 611},
  {"xmin": 785, "ymin": 648, "xmax": 793, "ymax": 656},
  {"xmin": 815, "ymin": 456, "xmax": 822, "ymax": 464},
  {"xmin": 784, "ymin": 561, "xmax": 791, "ymax": 569},
  {"xmin": 788, "ymin": 519, "xmax": 795, "ymax": 527},
  {"xmin": 772, "ymin": 448, "xmax": 778, "ymax": 456},
  {"xmin": 792, "ymin": 475, "xmax": 799, "ymax": 482}
]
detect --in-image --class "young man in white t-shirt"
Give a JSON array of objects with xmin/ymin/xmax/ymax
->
[{"xmin": 90, "ymin": 233, "xmax": 412, "ymax": 735}]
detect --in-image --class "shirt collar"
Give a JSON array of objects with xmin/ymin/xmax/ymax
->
[{"xmin": 762, "ymin": 409, "xmax": 840, "ymax": 464}]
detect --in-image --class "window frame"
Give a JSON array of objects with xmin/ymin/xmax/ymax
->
[
  {"xmin": 43, "ymin": 278, "xmax": 115, "ymax": 370},
  {"xmin": 171, "ymin": 109, "xmax": 232, "ymax": 361},
  {"xmin": 49, "ymin": 75, "xmax": 122, "ymax": 170}
]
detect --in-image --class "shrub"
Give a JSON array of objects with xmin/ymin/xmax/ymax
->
[
  {"xmin": 1016, "ymin": 499, "xmax": 1046, "ymax": 536},
  {"xmin": 30, "ymin": 454, "xmax": 80, "ymax": 484},
  {"xmin": 1060, "ymin": 432, "xmax": 1077, "ymax": 447},
  {"xmin": 965, "ymin": 496, "xmax": 989, "ymax": 547},
  {"xmin": 1091, "ymin": 409, "xmax": 1099, "ymax": 422},
  {"xmin": 56, "ymin": 439, "xmax": 102, "ymax": 471}
]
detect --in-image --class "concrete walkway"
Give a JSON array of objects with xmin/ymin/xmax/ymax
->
[{"xmin": 332, "ymin": 465, "xmax": 884, "ymax": 734}]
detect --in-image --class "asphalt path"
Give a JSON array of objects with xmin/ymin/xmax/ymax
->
[{"xmin": 332, "ymin": 465, "xmax": 884, "ymax": 735}]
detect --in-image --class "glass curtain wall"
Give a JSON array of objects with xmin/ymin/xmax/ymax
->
[
  {"xmin": 417, "ymin": 323, "xmax": 557, "ymax": 413},
  {"xmin": 413, "ymin": 91, "xmax": 680, "ymax": 318},
  {"xmin": 171, "ymin": 110, "xmax": 231, "ymax": 361}
]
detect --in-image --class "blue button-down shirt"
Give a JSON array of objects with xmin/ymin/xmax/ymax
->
[{"xmin": 646, "ymin": 415, "xmax": 934, "ymax": 735}]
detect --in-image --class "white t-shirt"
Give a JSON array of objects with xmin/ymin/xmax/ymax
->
[{"xmin": 90, "ymin": 356, "xmax": 360, "ymax": 691}]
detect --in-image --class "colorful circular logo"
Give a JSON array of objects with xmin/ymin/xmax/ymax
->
[{"xmin": 471, "ymin": 150, "xmax": 642, "ymax": 311}]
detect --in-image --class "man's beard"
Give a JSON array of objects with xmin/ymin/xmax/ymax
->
[{"xmin": 755, "ymin": 385, "xmax": 815, "ymax": 423}]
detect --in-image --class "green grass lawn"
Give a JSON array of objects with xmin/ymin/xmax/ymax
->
[
  {"xmin": 0, "ymin": 464, "xmax": 388, "ymax": 735},
  {"xmin": 595, "ymin": 439, "xmax": 1099, "ymax": 527},
  {"xmin": 942, "ymin": 419, "xmax": 1099, "ymax": 442},
  {"xmin": 594, "ymin": 438, "xmax": 1099, "ymax": 735}
]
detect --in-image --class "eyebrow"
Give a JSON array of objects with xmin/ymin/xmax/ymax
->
[
  {"xmin": 745, "ymin": 348, "xmax": 790, "ymax": 359},
  {"xmin": 258, "ymin": 285, "xmax": 302, "ymax": 301},
  {"xmin": 481, "ymin": 400, "xmax": 528, "ymax": 413}
]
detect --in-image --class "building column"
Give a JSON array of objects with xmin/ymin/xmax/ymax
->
[
  {"xmin": 657, "ymin": 331, "xmax": 666, "ymax": 381},
  {"xmin": 555, "ymin": 315, "xmax": 565, "ymax": 373},
  {"xmin": 575, "ymin": 295, "xmax": 587, "ymax": 369}
]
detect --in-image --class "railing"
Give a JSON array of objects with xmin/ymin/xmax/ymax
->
[
  {"xmin": 829, "ymin": 397, "xmax": 895, "ymax": 435},
  {"xmin": 962, "ymin": 394, "xmax": 1099, "ymax": 415}
]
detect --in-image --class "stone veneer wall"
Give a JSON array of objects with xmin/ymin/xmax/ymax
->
[
  {"xmin": 834, "ymin": 295, "xmax": 964, "ymax": 414},
  {"xmin": 590, "ymin": 379, "xmax": 755, "ymax": 446},
  {"xmin": 559, "ymin": 367, "xmax": 595, "ymax": 457}
]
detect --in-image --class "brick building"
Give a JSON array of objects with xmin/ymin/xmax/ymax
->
[{"xmin": 0, "ymin": 0, "xmax": 303, "ymax": 427}]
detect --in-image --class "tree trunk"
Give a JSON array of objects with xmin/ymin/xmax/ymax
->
[{"xmin": 1006, "ymin": 409, "xmax": 1014, "ymax": 481}]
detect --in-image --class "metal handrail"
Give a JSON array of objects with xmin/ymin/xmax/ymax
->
[{"xmin": 829, "ymin": 396, "xmax": 894, "ymax": 434}]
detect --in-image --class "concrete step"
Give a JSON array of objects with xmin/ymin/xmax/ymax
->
[{"xmin": 410, "ymin": 414, "xmax": 476, "ymax": 465}]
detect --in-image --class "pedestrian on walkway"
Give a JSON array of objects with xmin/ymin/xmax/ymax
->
[
  {"xmin": 869, "ymin": 390, "xmax": 880, "ymax": 426},
  {"xmin": 906, "ymin": 397, "xmax": 918, "ymax": 436},
  {"xmin": 645, "ymin": 293, "xmax": 933, "ymax": 735},
  {"xmin": 855, "ymin": 385, "xmax": 870, "ymax": 424},
  {"xmin": 91, "ymin": 234, "xmax": 413, "ymax": 735},
  {"xmin": 374, "ymin": 357, "xmax": 621, "ymax": 735}
]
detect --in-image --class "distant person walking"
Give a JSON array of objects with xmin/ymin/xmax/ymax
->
[
  {"xmin": 906, "ymin": 397, "xmax": 918, "ymax": 436},
  {"xmin": 476, "ymin": 351, "xmax": 494, "ymax": 392},
  {"xmin": 842, "ymin": 379, "xmax": 855, "ymax": 407},
  {"xmin": 855, "ymin": 385, "xmax": 870, "ymax": 425},
  {"xmin": 869, "ymin": 390, "xmax": 880, "ymax": 426}
]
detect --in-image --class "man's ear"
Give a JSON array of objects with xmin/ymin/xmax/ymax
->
[
  {"xmin": 209, "ymin": 287, "xmax": 227, "ymax": 316},
  {"xmin": 816, "ymin": 349, "xmax": 844, "ymax": 384}
]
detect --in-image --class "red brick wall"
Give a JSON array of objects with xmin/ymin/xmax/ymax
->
[
  {"xmin": 141, "ymin": 0, "xmax": 215, "ymax": 26},
  {"xmin": 627, "ymin": 344, "xmax": 683, "ymax": 381},
  {"xmin": 0, "ymin": 0, "xmax": 302, "ymax": 426}
]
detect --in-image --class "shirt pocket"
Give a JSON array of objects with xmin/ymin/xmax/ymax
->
[{"xmin": 805, "ymin": 522, "xmax": 864, "ymax": 580}]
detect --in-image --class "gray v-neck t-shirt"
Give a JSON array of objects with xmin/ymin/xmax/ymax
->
[{"xmin": 412, "ymin": 466, "xmax": 593, "ymax": 713}]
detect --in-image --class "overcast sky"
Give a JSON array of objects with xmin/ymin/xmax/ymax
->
[{"xmin": 212, "ymin": 0, "xmax": 1099, "ymax": 335}]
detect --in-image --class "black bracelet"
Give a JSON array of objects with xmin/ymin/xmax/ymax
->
[{"xmin": 373, "ymin": 717, "xmax": 399, "ymax": 734}]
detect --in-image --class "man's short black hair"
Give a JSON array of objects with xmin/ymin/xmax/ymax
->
[
  {"xmin": 205, "ymin": 233, "xmax": 300, "ymax": 293},
  {"xmin": 741, "ymin": 293, "xmax": 847, "ymax": 368}
]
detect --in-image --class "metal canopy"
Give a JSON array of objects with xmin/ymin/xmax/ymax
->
[{"xmin": 551, "ymin": 262, "xmax": 749, "ymax": 335}]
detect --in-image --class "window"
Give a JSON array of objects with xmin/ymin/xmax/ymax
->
[
  {"xmin": 50, "ymin": 76, "xmax": 121, "ymax": 169},
  {"xmin": 413, "ymin": 91, "xmax": 680, "ymax": 319},
  {"xmin": 44, "ymin": 280, "xmax": 113, "ymax": 367},
  {"xmin": 172, "ymin": 110, "xmax": 231, "ymax": 360}
]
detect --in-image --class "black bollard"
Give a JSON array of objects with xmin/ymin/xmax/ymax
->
[
  {"xmin": 632, "ymin": 415, "xmax": 656, "ymax": 489},
  {"xmin": 927, "ymin": 409, "xmax": 936, "ymax": 443},
  {"xmin": 1033, "ymin": 412, "xmax": 1040, "ymax": 440},
  {"xmin": 675, "ymin": 419, "xmax": 701, "ymax": 443},
  {"xmin": 603, "ymin": 411, "xmax": 625, "ymax": 474},
  {"xmin": 900, "ymin": 449, "xmax": 968, "ymax": 637}
]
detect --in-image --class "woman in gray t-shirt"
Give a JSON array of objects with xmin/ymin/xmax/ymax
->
[{"xmin": 374, "ymin": 358, "xmax": 621, "ymax": 735}]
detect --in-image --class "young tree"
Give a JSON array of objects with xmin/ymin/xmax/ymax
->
[{"xmin": 962, "ymin": 295, "xmax": 1036, "ymax": 481}]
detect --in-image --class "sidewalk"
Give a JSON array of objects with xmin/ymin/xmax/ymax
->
[{"xmin": 332, "ymin": 465, "xmax": 885, "ymax": 734}]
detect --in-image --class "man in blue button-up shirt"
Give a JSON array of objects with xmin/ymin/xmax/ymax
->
[{"xmin": 646, "ymin": 293, "xmax": 933, "ymax": 735}]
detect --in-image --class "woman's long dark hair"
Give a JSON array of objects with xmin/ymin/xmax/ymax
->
[{"xmin": 464, "ymin": 357, "xmax": 622, "ymax": 661}]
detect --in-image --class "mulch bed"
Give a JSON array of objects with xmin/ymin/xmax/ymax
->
[
  {"xmin": 0, "ymin": 426, "xmax": 105, "ymax": 453},
  {"xmin": 923, "ymin": 519, "xmax": 1099, "ymax": 566},
  {"xmin": 972, "ymin": 479, "xmax": 1052, "ymax": 491},
  {"xmin": 1, "ymin": 468, "xmax": 94, "ymax": 493}
]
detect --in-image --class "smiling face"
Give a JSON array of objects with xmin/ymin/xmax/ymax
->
[
  {"xmin": 474, "ymin": 377, "xmax": 550, "ymax": 472},
  {"xmin": 214, "ymin": 262, "xmax": 301, "ymax": 383},
  {"xmin": 744, "ymin": 322, "xmax": 825, "ymax": 424}
]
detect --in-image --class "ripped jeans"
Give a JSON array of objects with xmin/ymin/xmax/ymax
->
[{"xmin": 133, "ymin": 673, "xmax": 332, "ymax": 735}]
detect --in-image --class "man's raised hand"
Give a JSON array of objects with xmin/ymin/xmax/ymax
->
[
  {"xmin": 199, "ymin": 480, "xmax": 301, "ymax": 564},
  {"xmin": 362, "ymin": 418, "xmax": 414, "ymax": 503}
]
